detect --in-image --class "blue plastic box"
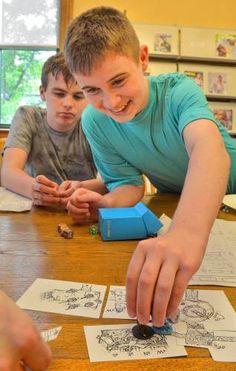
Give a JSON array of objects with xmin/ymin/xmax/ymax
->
[{"xmin": 99, "ymin": 202, "xmax": 163, "ymax": 241}]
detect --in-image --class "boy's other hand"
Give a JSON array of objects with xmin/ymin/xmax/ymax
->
[
  {"xmin": 0, "ymin": 291, "xmax": 52, "ymax": 371},
  {"xmin": 126, "ymin": 230, "xmax": 205, "ymax": 326},
  {"xmin": 58, "ymin": 180, "xmax": 81, "ymax": 206},
  {"xmin": 32, "ymin": 175, "xmax": 60, "ymax": 206},
  {"xmin": 67, "ymin": 188, "xmax": 104, "ymax": 223}
]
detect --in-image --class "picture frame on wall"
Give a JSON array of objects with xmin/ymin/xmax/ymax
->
[
  {"xmin": 208, "ymin": 72, "xmax": 227, "ymax": 95},
  {"xmin": 215, "ymin": 34, "xmax": 236, "ymax": 58},
  {"xmin": 209, "ymin": 101, "xmax": 236, "ymax": 134},
  {"xmin": 133, "ymin": 23, "xmax": 179, "ymax": 56},
  {"xmin": 213, "ymin": 108, "xmax": 233, "ymax": 131},
  {"xmin": 153, "ymin": 32, "xmax": 172, "ymax": 53}
]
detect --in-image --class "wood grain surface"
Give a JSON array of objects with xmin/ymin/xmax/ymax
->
[{"xmin": 0, "ymin": 194, "xmax": 235, "ymax": 370}]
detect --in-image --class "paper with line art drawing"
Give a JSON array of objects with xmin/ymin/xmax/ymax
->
[
  {"xmin": 208, "ymin": 330, "xmax": 236, "ymax": 362},
  {"xmin": 174, "ymin": 289, "xmax": 236, "ymax": 362},
  {"xmin": 41, "ymin": 326, "xmax": 62, "ymax": 342},
  {"xmin": 104, "ymin": 287, "xmax": 236, "ymax": 331},
  {"xmin": 189, "ymin": 219, "xmax": 236, "ymax": 286},
  {"xmin": 84, "ymin": 323, "xmax": 187, "ymax": 362},
  {"xmin": 17, "ymin": 278, "xmax": 106, "ymax": 318},
  {"xmin": 159, "ymin": 215, "xmax": 236, "ymax": 286},
  {"xmin": 103, "ymin": 286, "xmax": 131, "ymax": 319},
  {"xmin": 103, "ymin": 287, "xmax": 236, "ymax": 360}
]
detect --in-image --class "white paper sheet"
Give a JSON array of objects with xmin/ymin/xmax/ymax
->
[
  {"xmin": 104, "ymin": 287, "xmax": 236, "ymax": 328},
  {"xmin": 17, "ymin": 278, "xmax": 107, "ymax": 318},
  {"xmin": 190, "ymin": 219, "xmax": 236, "ymax": 286},
  {"xmin": 41, "ymin": 326, "xmax": 62, "ymax": 342},
  {"xmin": 103, "ymin": 286, "xmax": 236, "ymax": 362},
  {"xmin": 84, "ymin": 323, "xmax": 187, "ymax": 362},
  {"xmin": 174, "ymin": 290, "xmax": 236, "ymax": 362},
  {"xmin": 209, "ymin": 330, "xmax": 236, "ymax": 362},
  {"xmin": 103, "ymin": 286, "xmax": 131, "ymax": 319},
  {"xmin": 0, "ymin": 187, "xmax": 32, "ymax": 212},
  {"xmin": 158, "ymin": 214, "xmax": 172, "ymax": 235},
  {"xmin": 222, "ymin": 194, "xmax": 236, "ymax": 210}
]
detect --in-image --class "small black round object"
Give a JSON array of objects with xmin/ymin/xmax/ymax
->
[{"xmin": 132, "ymin": 324, "xmax": 154, "ymax": 339}]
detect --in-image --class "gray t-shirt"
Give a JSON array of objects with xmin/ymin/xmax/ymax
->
[{"xmin": 3, "ymin": 106, "xmax": 96, "ymax": 184}]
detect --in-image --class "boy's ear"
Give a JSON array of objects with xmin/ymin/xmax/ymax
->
[
  {"xmin": 39, "ymin": 85, "xmax": 46, "ymax": 101},
  {"xmin": 139, "ymin": 44, "xmax": 149, "ymax": 72}
]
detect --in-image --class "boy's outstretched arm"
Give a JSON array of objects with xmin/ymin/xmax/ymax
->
[
  {"xmin": 1, "ymin": 148, "xmax": 60, "ymax": 205},
  {"xmin": 126, "ymin": 119, "xmax": 230, "ymax": 326},
  {"xmin": 67, "ymin": 184, "xmax": 144, "ymax": 223},
  {"xmin": 0, "ymin": 290, "xmax": 52, "ymax": 370}
]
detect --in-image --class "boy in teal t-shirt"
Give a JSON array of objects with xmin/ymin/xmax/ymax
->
[{"xmin": 64, "ymin": 7, "xmax": 236, "ymax": 327}]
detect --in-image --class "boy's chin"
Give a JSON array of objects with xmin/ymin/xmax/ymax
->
[{"xmin": 109, "ymin": 111, "xmax": 138, "ymax": 123}]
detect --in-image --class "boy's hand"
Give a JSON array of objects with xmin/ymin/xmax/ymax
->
[
  {"xmin": 0, "ymin": 291, "xmax": 52, "ymax": 370},
  {"xmin": 67, "ymin": 188, "xmax": 104, "ymax": 223},
  {"xmin": 32, "ymin": 175, "xmax": 60, "ymax": 206},
  {"xmin": 126, "ymin": 230, "xmax": 206, "ymax": 326},
  {"xmin": 58, "ymin": 180, "xmax": 81, "ymax": 207}
]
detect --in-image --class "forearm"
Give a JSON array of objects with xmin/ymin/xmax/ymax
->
[
  {"xmin": 171, "ymin": 140, "xmax": 230, "ymax": 241},
  {"xmin": 100, "ymin": 184, "xmax": 145, "ymax": 208},
  {"xmin": 80, "ymin": 178, "xmax": 108, "ymax": 195},
  {"xmin": 1, "ymin": 166, "xmax": 34, "ymax": 199}
]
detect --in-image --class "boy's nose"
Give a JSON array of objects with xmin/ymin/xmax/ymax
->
[
  {"xmin": 103, "ymin": 93, "xmax": 122, "ymax": 110},
  {"xmin": 63, "ymin": 96, "xmax": 73, "ymax": 108}
]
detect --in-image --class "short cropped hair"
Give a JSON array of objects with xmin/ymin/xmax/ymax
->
[
  {"xmin": 64, "ymin": 6, "xmax": 140, "ymax": 75},
  {"xmin": 41, "ymin": 52, "xmax": 77, "ymax": 90}
]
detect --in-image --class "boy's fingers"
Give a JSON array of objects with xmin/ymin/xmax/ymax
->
[
  {"xmin": 151, "ymin": 261, "xmax": 178, "ymax": 326},
  {"xmin": 23, "ymin": 337, "xmax": 52, "ymax": 371},
  {"xmin": 32, "ymin": 191, "xmax": 60, "ymax": 205},
  {"xmin": 0, "ymin": 348, "xmax": 16, "ymax": 371},
  {"xmin": 126, "ymin": 244, "xmax": 146, "ymax": 319},
  {"xmin": 35, "ymin": 175, "xmax": 58, "ymax": 189},
  {"xmin": 58, "ymin": 181, "xmax": 71, "ymax": 191},
  {"xmin": 166, "ymin": 270, "xmax": 190, "ymax": 319},
  {"xmin": 0, "ymin": 339, "xmax": 51, "ymax": 371},
  {"xmin": 67, "ymin": 200, "xmax": 90, "ymax": 211},
  {"xmin": 71, "ymin": 189, "xmax": 100, "ymax": 204},
  {"xmin": 136, "ymin": 254, "xmax": 162, "ymax": 325},
  {"xmin": 32, "ymin": 183, "xmax": 59, "ymax": 196},
  {"xmin": 59, "ymin": 188, "xmax": 74, "ymax": 197}
]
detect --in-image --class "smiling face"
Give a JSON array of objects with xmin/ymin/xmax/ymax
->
[
  {"xmin": 40, "ymin": 72, "xmax": 87, "ymax": 132},
  {"xmin": 73, "ymin": 47, "xmax": 149, "ymax": 123}
]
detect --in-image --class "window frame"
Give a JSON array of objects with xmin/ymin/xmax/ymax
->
[{"xmin": 0, "ymin": 0, "xmax": 73, "ymax": 130}]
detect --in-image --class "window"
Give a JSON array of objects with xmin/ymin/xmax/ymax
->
[{"xmin": 0, "ymin": 0, "xmax": 60, "ymax": 127}]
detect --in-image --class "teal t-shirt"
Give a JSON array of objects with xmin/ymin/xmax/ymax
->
[{"xmin": 82, "ymin": 73, "xmax": 236, "ymax": 193}]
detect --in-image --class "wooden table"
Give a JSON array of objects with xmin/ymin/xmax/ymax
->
[{"xmin": 0, "ymin": 194, "xmax": 235, "ymax": 370}]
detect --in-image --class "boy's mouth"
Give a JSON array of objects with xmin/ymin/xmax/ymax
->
[{"xmin": 110, "ymin": 101, "xmax": 130, "ymax": 114}]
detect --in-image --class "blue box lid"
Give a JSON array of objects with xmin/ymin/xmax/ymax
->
[
  {"xmin": 134, "ymin": 202, "xmax": 163, "ymax": 236},
  {"xmin": 98, "ymin": 202, "xmax": 163, "ymax": 241}
]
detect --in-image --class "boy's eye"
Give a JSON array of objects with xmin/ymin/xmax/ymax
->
[
  {"xmin": 84, "ymin": 87, "xmax": 100, "ymax": 95},
  {"xmin": 54, "ymin": 92, "xmax": 65, "ymax": 97},
  {"xmin": 112, "ymin": 77, "xmax": 126, "ymax": 87},
  {"xmin": 74, "ymin": 92, "xmax": 85, "ymax": 100}
]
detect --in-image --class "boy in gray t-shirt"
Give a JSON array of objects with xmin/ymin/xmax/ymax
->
[{"xmin": 1, "ymin": 52, "xmax": 106, "ymax": 207}]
